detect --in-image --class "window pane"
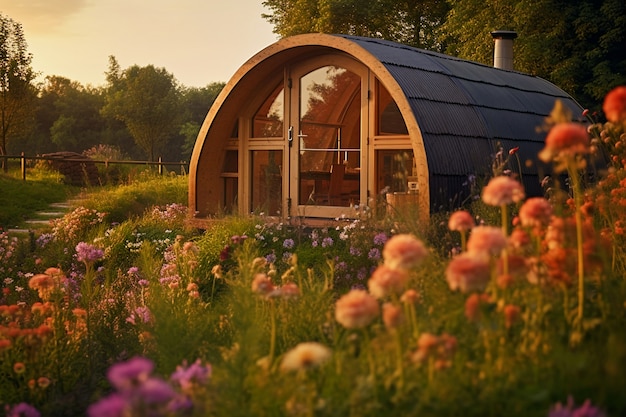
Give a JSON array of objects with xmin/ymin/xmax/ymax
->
[
  {"xmin": 378, "ymin": 82, "xmax": 408, "ymax": 135},
  {"xmin": 299, "ymin": 66, "xmax": 360, "ymax": 206},
  {"xmin": 377, "ymin": 150, "xmax": 416, "ymax": 193},
  {"xmin": 252, "ymin": 84, "xmax": 284, "ymax": 138},
  {"xmin": 251, "ymin": 150, "xmax": 283, "ymax": 215}
]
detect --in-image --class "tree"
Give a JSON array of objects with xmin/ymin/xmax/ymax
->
[
  {"xmin": 37, "ymin": 76, "xmax": 106, "ymax": 153},
  {"xmin": 101, "ymin": 57, "xmax": 182, "ymax": 161},
  {"xmin": 0, "ymin": 13, "xmax": 37, "ymax": 171},
  {"xmin": 179, "ymin": 82, "xmax": 225, "ymax": 160},
  {"xmin": 262, "ymin": 0, "xmax": 449, "ymax": 50},
  {"xmin": 439, "ymin": 0, "xmax": 626, "ymax": 109}
]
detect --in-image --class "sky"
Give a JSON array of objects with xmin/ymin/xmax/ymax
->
[{"xmin": 0, "ymin": 0, "xmax": 279, "ymax": 88}]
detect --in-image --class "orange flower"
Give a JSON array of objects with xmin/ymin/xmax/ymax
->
[
  {"xmin": 13, "ymin": 362, "xmax": 26, "ymax": 374},
  {"xmin": 603, "ymin": 85, "xmax": 626, "ymax": 123},
  {"xmin": 382, "ymin": 234, "xmax": 429, "ymax": 270},
  {"xmin": 445, "ymin": 252, "xmax": 491, "ymax": 293},
  {"xmin": 448, "ymin": 210, "xmax": 475, "ymax": 232},
  {"xmin": 37, "ymin": 376, "xmax": 51, "ymax": 388},
  {"xmin": 368, "ymin": 265, "xmax": 409, "ymax": 299},
  {"xmin": 482, "ymin": 176, "xmax": 525, "ymax": 206},
  {"xmin": 334, "ymin": 289, "xmax": 380, "ymax": 329},
  {"xmin": 467, "ymin": 226, "xmax": 507, "ymax": 256},
  {"xmin": 503, "ymin": 304, "xmax": 521, "ymax": 328},
  {"xmin": 539, "ymin": 123, "xmax": 590, "ymax": 169}
]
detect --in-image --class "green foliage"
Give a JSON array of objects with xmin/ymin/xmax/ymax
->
[
  {"xmin": 0, "ymin": 172, "xmax": 76, "ymax": 229},
  {"xmin": 101, "ymin": 57, "xmax": 183, "ymax": 161},
  {"xmin": 0, "ymin": 13, "xmax": 37, "ymax": 169},
  {"xmin": 262, "ymin": 0, "xmax": 449, "ymax": 51},
  {"xmin": 440, "ymin": 0, "xmax": 626, "ymax": 108},
  {"xmin": 77, "ymin": 171, "xmax": 188, "ymax": 224}
]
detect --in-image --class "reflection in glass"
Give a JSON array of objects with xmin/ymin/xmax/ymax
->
[
  {"xmin": 377, "ymin": 82, "xmax": 408, "ymax": 135},
  {"xmin": 251, "ymin": 150, "xmax": 283, "ymax": 215},
  {"xmin": 221, "ymin": 150, "xmax": 238, "ymax": 213},
  {"xmin": 298, "ymin": 66, "xmax": 360, "ymax": 206},
  {"xmin": 253, "ymin": 84, "xmax": 284, "ymax": 138}
]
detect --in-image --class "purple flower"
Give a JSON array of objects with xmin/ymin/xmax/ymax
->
[
  {"xmin": 549, "ymin": 396, "xmax": 605, "ymax": 417},
  {"xmin": 265, "ymin": 253, "xmax": 277, "ymax": 264},
  {"xmin": 107, "ymin": 357, "xmax": 154, "ymax": 391},
  {"xmin": 283, "ymin": 238, "xmax": 295, "ymax": 249},
  {"xmin": 373, "ymin": 232, "xmax": 388, "ymax": 246},
  {"xmin": 127, "ymin": 266, "xmax": 139, "ymax": 277},
  {"xmin": 368, "ymin": 248, "xmax": 381, "ymax": 260},
  {"xmin": 349, "ymin": 246, "xmax": 361, "ymax": 256},
  {"xmin": 75, "ymin": 242, "xmax": 104, "ymax": 263},
  {"xmin": 7, "ymin": 403, "xmax": 41, "ymax": 417},
  {"xmin": 87, "ymin": 394, "xmax": 126, "ymax": 417},
  {"xmin": 170, "ymin": 359, "xmax": 212, "ymax": 391},
  {"xmin": 321, "ymin": 237, "xmax": 334, "ymax": 247},
  {"xmin": 137, "ymin": 378, "xmax": 177, "ymax": 404}
]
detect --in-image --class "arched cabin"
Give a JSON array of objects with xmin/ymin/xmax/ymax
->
[{"xmin": 189, "ymin": 33, "xmax": 583, "ymax": 226}]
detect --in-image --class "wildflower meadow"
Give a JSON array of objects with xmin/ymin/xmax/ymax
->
[{"xmin": 1, "ymin": 86, "xmax": 626, "ymax": 417}]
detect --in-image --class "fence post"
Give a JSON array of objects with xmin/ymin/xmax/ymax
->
[
  {"xmin": 158, "ymin": 157, "xmax": 163, "ymax": 175},
  {"xmin": 21, "ymin": 152, "xmax": 26, "ymax": 181}
]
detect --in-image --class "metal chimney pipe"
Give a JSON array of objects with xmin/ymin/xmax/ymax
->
[{"xmin": 491, "ymin": 30, "xmax": 517, "ymax": 70}]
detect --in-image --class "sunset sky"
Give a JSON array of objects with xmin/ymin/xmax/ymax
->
[{"xmin": 0, "ymin": 0, "xmax": 278, "ymax": 88}]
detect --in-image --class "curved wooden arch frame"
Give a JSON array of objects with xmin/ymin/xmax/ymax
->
[{"xmin": 189, "ymin": 33, "xmax": 429, "ymax": 223}]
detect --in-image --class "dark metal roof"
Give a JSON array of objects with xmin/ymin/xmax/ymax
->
[{"xmin": 336, "ymin": 35, "xmax": 584, "ymax": 210}]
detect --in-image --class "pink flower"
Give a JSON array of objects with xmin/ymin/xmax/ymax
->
[
  {"xmin": 519, "ymin": 197, "xmax": 553, "ymax": 229},
  {"xmin": 382, "ymin": 302, "xmax": 404, "ymax": 329},
  {"xmin": 107, "ymin": 356, "xmax": 154, "ymax": 391},
  {"xmin": 445, "ymin": 252, "xmax": 491, "ymax": 293},
  {"xmin": 539, "ymin": 123, "xmax": 590, "ymax": 165},
  {"xmin": 603, "ymin": 85, "xmax": 626, "ymax": 123},
  {"xmin": 448, "ymin": 210, "xmax": 475, "ymax": 232},
  {"xmin": 368, "ymin": 264, "xmax": 409, "ymax": 299},
  {"xmin": 482, "ymin": 176, "xmax": 525, "ymax": 206},
  {"xmin": 75, "ymin": 242, "xmax": 105, "ymax": 263},
  {"xmin": 334, "ymin": 289, "xmax": 380, "ymax": 329},
  {"xmin": 466, "ymin": 226, "xmax": 507, "ymax": 256},
  {"xmin": 464, "ymin": 293, "xmax": 491, "ymax": 322},
  {"xmin": 382, "ymin": 234, "xmax": 429, "ymax": 270},
  {"xmin": 251, "ymin": 273, "xmax": 274, "ymax": 295},
  {"xmin": 400, "ymin": 288, "xmax": 420, "ymax": 304}
]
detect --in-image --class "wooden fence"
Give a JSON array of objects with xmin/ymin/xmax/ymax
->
[{"xmin": 2, "ymin": 153, "xmax": 189, "ymax": 181}]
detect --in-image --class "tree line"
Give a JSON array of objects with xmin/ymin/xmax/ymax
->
[
  {"xmin": 2, "ymin": 1, "xmax": 625, "ymax": 170},
  {"xmin": 0, "ymin": 13, "xmax": 225, "ymax": 170},
  {"xmin": 263, "ymin": 0, "xmax": 625, "ymax": 109}
]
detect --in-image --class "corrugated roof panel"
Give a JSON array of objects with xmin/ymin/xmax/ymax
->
[
  {"xmin": 387, "ymin": 66, "xmax": 467, "ymax": 104},
  {"xmin": 423, "ymin": 135, "xmax": 496, "ymax": 175},
  {"xmin": 333, "ymin": 34, "xmax": 586, "ymax": 211},
  {"xmin": 478, "ymin": 108, "xmax": 547, "ymax": 141},
  {"xmin": 410, "ymin": 101, "xmax": 490, "ymax": 137}
]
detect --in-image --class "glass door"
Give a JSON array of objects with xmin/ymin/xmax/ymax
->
[{"xmin": 289, "ymin": 61, "xmax": 365, "ymax": 218}]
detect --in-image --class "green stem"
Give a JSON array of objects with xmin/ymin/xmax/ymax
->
[
  {"xmin": 500, "ymin": 204, "xmax": 509, "ymax": 276},
  {"xmin": 568, "ymin": 162, "xmax": 585, "ymax": 329},
  {"xmin": 269, "ymin": 300, "xmax": 276, "ymax": 365}
]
